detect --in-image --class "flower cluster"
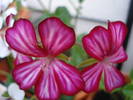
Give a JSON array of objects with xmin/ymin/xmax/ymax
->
[{"xmin": 6, "ymin": 17, "xmax": 127, "ymax": 100}]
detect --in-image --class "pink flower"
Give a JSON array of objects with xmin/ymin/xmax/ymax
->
[
  {"xmin": 6, "ymin": 17, "xmax": 83, "ymax": 100},
  {"xmin": 82, "ymin": 21, "xmax": 128, "ymax": 92}
]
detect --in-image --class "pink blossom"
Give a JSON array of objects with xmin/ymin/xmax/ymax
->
[
  {"xmin": 6, "ymin": 17, "xmax": 83, "ymax": 100},
  {"xmin": 82, "ymin": 21, "xmax": 128, "ymax": 92}
]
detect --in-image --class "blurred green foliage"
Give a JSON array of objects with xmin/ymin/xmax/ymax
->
[{"xmin": 54, "ymin": 7, "xmax": 72, "ymax": 25}]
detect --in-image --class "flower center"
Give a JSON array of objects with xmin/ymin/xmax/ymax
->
[
  {"xmin": 102, "ymin": 57, "xmax": 116, "ymax": 67},
  {"xmin": 41, "ymin": 56, "xmax": 54, "ymax": 72}
]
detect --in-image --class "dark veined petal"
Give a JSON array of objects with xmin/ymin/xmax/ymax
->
[
  {"xmin": 38, "ymin": 17, "xmax": 75, "ymax": 56},
  {"xmin": 104, "ymin": 64, "xmax": 125, "ymax": 91},
  {"xmin": 35, "ymin": 58, "xmax": 83, "ymax": 100},
  {"xmin": 35, "ymin": 66, "xmax": 60, "ymax": 100},
  {"xmin": 82, "ymin": 63, "xmax": 103, "ymax": 92},
  {"xmin": 6, "ymin": 19, "xmax": 48, "ymax": 57},
  {"xmin": 108, "ymin": 21, "xmax": 127, "ymax": 52},
  {"xmin": 13, "ymin": 60, "xmax": 43, "ymax": 90},
  {"xmin": 82, "ymin": 26, "xmax": 111, "ymax": 60},
  {"xmin": 14, "ymin": 53, "xmax": 33, "ymax": 65},
  {"xmin": 52, "ymin": 59, "xmax": 84, "ymax": 95},
  {"xmin": 106, "ymin": 47, "xmax": 128, "ymax": 63}
]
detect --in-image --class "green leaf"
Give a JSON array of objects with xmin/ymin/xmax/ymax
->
[
  {"xmin": 15, "ymin": 0, "xmax": 22, "ymax": 11},
  {"xmin": 130, "ymin": 69, "xmax": 133, "ymax": 80},
  {"xmin": 2, "ymin": 92, "xmax": 9, "ymax": 97},
  {"xmin": 99, "ymin": 77, "xmax": 105, "ymax": 90},
  {"xmin": 69, "ymin": 44, "xmax": 88, "ymax": 67},
  {"xmin": 6, "ymin": 74, "xmax": 14, "ymax": 86},
  {"xmin": 79, "ymin": 0, "xmax": 84, "ymax": 3},
  {"xmin": 6, "ymin": 54, "xmax": 14, "ymax": 70},
  {"xmin": 54, "ymin": 7, "xmax": 72, "ymax": 25},
  {"xmin": 60, "ymin": 95, "xmax": 73, "ymax": 100},
  {"xmin": 122, "ymin": 84, "xmax": 133, "ymax": 97},
  {"xmin": 77, "ymin": 33, "xmax": 86, "ymax": 43}
]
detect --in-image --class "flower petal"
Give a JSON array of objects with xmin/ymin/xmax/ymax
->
[
  {"xmin": 0, "ymin": 83, "xmax": 7, "ymax": 96},
  {"xmin": 0, "ymin": 0, "xmax": 13, "ymax": 12},
  {"xmin": 82, "ymin": 63, "xmax": 103, "ymax": 92},
  {"xmin": 0, "ymin": 17, "xmax": 3, "ymax": 29},
  {"xmin": 6, "ymin": 14, "xmax": 15, "ymax": 27},
  {"xmin": 104, "ymin": 64, "xmax": 125, "ymax": 91},
  {"xmin": 14, "ymin": 53, "xmax": 33, "ymax": 65},
  {"xmin": 52, "ymin": 59, "xmax": 84, "ymax": 95},
  {"xmin": 6, "ymin": 19, "xmax": 47, "ymax": 57},
  {"xmin": 35, "ymin": 67, "xmax": 60, "ymax": 100},
  {"xmin": 0, "ymin": 36, "xmax": 10, "ymax": 58},
  {"xmin": 8, "ymin": 83, "xmax": 25, "ymax": 100},
  {"xmin": 3, "ymin": 7, "xmax": 17, "ymax": 20},
  {"xmin": 106, "ymin": 47, "xmax": 128, "ymax": 63},
  {"xmin": 13, "ymin": 60, "xmax": 43, "ymax": 90},
  {"xmin": 82, "ymin": 26, "xmax": 111, "ymax": 60},
  {"xmin": 38, "ymin": 17, "xmax": 75, "ymax": 56},
  {"xmin": 108, "ymin": 21, "xmax": 127, "ymax": 52}
]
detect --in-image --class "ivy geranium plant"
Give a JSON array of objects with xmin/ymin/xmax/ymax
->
[{"xmin": 5, "ymin": 17, "xmax": 128, "ymax": 100}]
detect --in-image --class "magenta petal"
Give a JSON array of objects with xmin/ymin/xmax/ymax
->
[
  {"xmin": 104, "ymin": 64, "xmax": 125, "ymax": 91},
  {"xmin": 6, "ymin": 19, "xmax": 47, "ymax": 57},
  {"xmin": 6, "ymin": 14, "xmax": 14, "ymax": 27},
  {"xmin": 52, "ymin": 59, "xmax": 84, "ymax": 95},
  {"xmin": 82, "ymin": 26, "xmax": 111, "ymax": 60},
  {"xmin": 108, "ymin": 21, "xmax": 127, "ymax": 52},
  {"xmin": 38, "ymin": 17, "xmax": 75, "ymax": 56},
  {"xmin": 82, "ymin": 63, "xmax": 103, "ymax": 92},
  {"xmin": 35, "ymin": 68, "xmax": 60, "ymax": 100},
  {"xmin": 14, "ymin": 53, "xmax": 33, "ymax": 65},
  {"xmin": 106, "ymin": 47, "xmax": 128, "ymax": 63},
  {"xmin": 13, "ymin": 60, "xmax": 43, "ymax": 90}
]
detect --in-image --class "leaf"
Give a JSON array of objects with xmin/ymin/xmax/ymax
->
[
  {"xmin": 69, "ymin": 44, "xmax": 88, "ymax": 67},
  {"xmin": 2, "ymin": 92, "xmax": 9, "ymax": 97},
  {"xmin": 122, "ymin": 84, "xmax": 133, "ymax": 97},
  {"xmin": 15, "ymin": 0, "xmax": 22, "ymax": 11},
  {"xmin": 77, "ymin": 33, "xmax": 86, "ymax": 43},
  {"xmin": 99, "ymin": 78, "xmax": 105, "ymax": 90},
  {"xmin": 130, "ymin": 69, "xmax": 133, "ymax": 80},
  {"xmin": 54, "ymin": 7, "xmax": 72, "ymax": 25},
  {"xmin": 79, "ymin": 0, "xmax": 85, "ymax": 3},
  {"xmin": 69, "ymin": 34, "xmax": 88, "ymax": 67},
  {"xmin": 60, "ymin": 95, "xmax": 73, "ymax": 100}
]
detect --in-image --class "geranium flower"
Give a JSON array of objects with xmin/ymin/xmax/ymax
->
[
  {"xmin": 6, "ymin": 17, "xmax": 83, "ymax": 100},
  {"xmin": 82, "ymin": 21, "xmax": 128, "ymax": 92}
]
